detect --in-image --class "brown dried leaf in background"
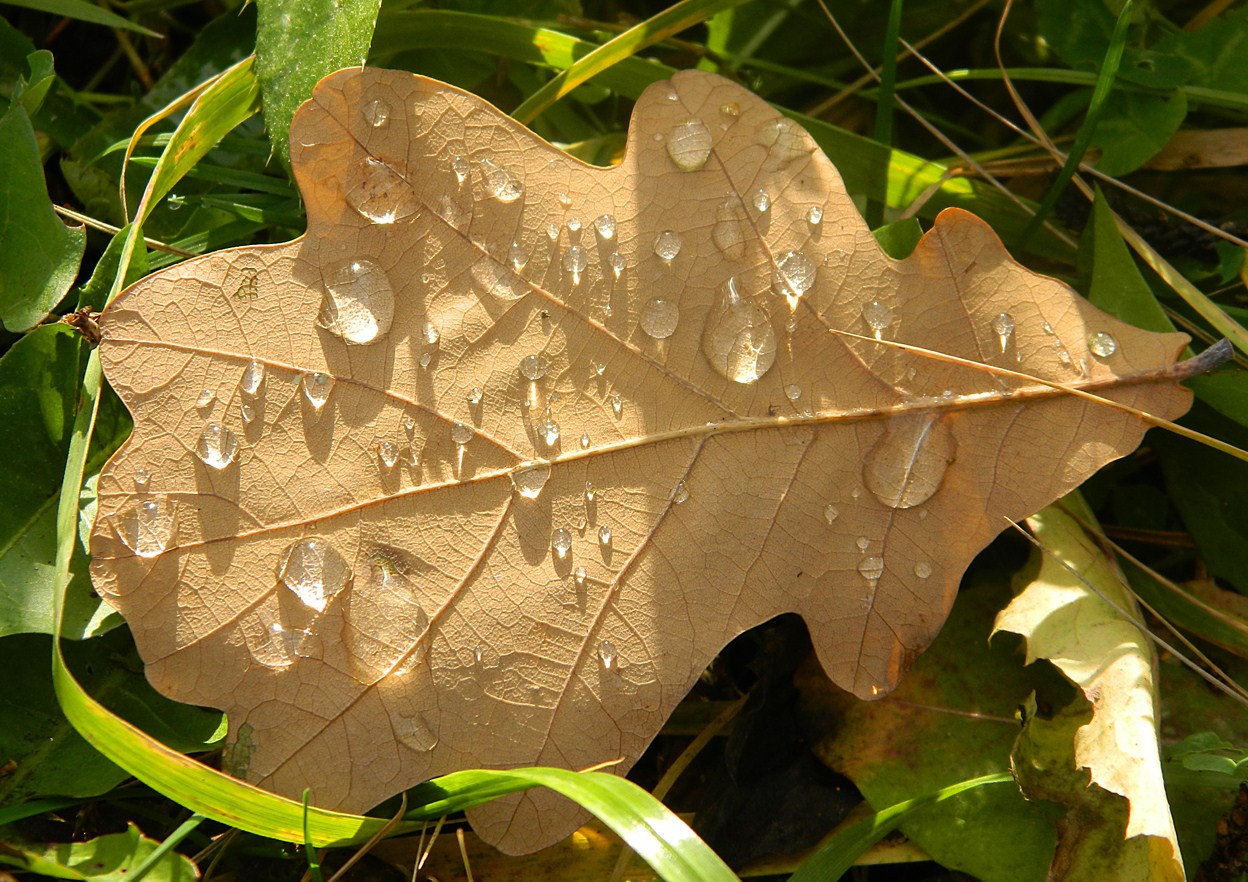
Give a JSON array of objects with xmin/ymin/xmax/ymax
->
[{"xmin": 89, "ymin": 68, "xmax": 1194, "ymax": 854}]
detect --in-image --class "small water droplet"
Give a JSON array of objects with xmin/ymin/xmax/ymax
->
[
  {"xmin": 653, "ymin": 230, "xmax": 682, "ymax": 262},
  {"xmin": 807, "ymin": 205, "xmax": 823, "ymax": 226},
  {"xmin": 396, "ymin": 713, "xmax": 438, "ymax": 752},
  {"xmin": 609, "ymin": 251, "xmax": 625, "ymax": 280},
  {"xmin": 640, "ymin": 298, "xmax": 680, "ymax": 339},
  {"xmin": 666, "ymin": 118, "xmax": 713, "ymax": 171},
  {"xmin": 592, "ymin": 361, "xmax": 607, "ymax": 377},
  {"xmin": 451, "ymin": 154, "xmax": 469, "ymax": 184},
  {"xmin": 551, "ymin": 528, "xmax": 572, "ymax": 558},
  {"xmin": 279, "ymin": 538, "xmax": 351, "ymax": 613},
  {"xmin": 557, "ymin": 192, "xmax": 573, "ymax": 207},
  {"xmin": 863, "ymin": 415, "xmax": 956, "ymax": 509},
  {"xmin": 241, "ymin": 403, "xmax": 256, "ymax": 424},
  {"xmin": 598, "ymin": 639, "xmax": 617, "ymax": 670},
  {"xmin": 509, "ymin": 242, "xmax": 529, "ymax": 271},
  {"xmin": 571, "ymin": 566, "xmax": 586, "ymax": 588},
  {"xmin": 362, "ymin": 98, "xmax": 390, "ymax": 127},
  {"xmin": 378, "ymin": 440, "xmax": 399, "ymax": 469},
  {"xmin": 566, "ymin": 217, "xmax": 582, "ymax": 235},
  {"xmin": 563, "ymin": 245, "xmax": 588, "ymax": 285},
  {"xmin": 598, "ymin": 524, "xmax": 612, "ymax": 545},
  {"xmin": 196, "ymin": 422, "xmax": 238, "ymax": 469},
  {"xmin": 479, "ymin": 157, "xmax": 524, "ymax": 202},
  {"xmin": 752, "ymin": 188, "xmax": 771, "ymax": 212},
  {"xmin": 823, "ymin": 504, "xmax": 839, "ymax": 524},
  {"xmin": 858, "ymin": 556, "xmax": 885, "ymax": 582},
  {"xmin": 673, "ymin": 481, "xmax": 689, "ymax": 505},
  {"xmin": 594, "ymin": 214, "xmax": 617, "ymax": 239},
  {"xmin": 112, "ymin": 496, "xmax": 177, "ymax": 557},
  {"xmin": 451, "ymin": 422, "xmax": 473, "ymax": 444},
  {"xmin": 133, "ymin": 468, "xmax": 152, "ymax": 490},
  {"xmin": 511, "ymin": 461, "xmax": 551, "ymax": 499},
  {"xmin": 1088, "ymin": 331, "xmax": 1117, "ymax": 358},
  {"xmin": 1042, "ymin": 321, "xmax": 1055, "ymax": 335},
  {"xmin": 610, "ymin": 394, "xmax": 623, "ymax": 417},
  {"xmin": 419, "ymin": 352, "xmax": 432, "ymax": 370},
  {"xmin": 468, "ymin": 386, "xmax": 484, "ymax": 406},
  {"xmin": 539, "ymin": 418, "xmax": 560, "ymax": 446},
  {"xmin": 346, "ymin": 158, "xmax": 419, "ymax": 224},
  {"xmin": 473, "ymin": 644, "xmax": 484, "ymax": 665},
  {"xmin": 713, "ymin": 200, "xmax": 746, "ymax": 260},
  {"xmin": 318, "ymin": 259, "xmax": 395, "ymax": 345},
  {"xmin": 915, "ymin": 561, "xmax": 933, "ymax": 579},
  {"xmin": 580, "ymin": 432, "xmax": 590, "ymax": 449},
  {"xmin": 584, "ymin": 480, "xmax": 596, "ymax": 502},
  {"xmin": 546, "ymin": 222, "xmax": 560, "ymax": 241},
  {"xmin": 862, "ymin": 299, "xmax": 892, "ymax": 339},
  {"xmin": 241, "ymin": 359, "xmax": 265, "ymax": 395},
  {"xmin": 720, "ymin": 102, "xmax": 740, "ymax": 117},
  {"xmin": 785, "ymin": 316, "xmax": 798, "ymax": 333},
  {"xmin": 703, "ymin": 278, "xmax": 777, "ymax": 384},
  {"xmin": 519, "ymin": 354, "xmax": 548, "ymax": 381},
  {"xmin": 301, "ymin": 372, "xmax": 333, "ymax": 409},
  {"xmin": 785, "ymin": 384, "xmax": 801, "ymax": 401},
  {"xmin": 992, "ymin": 312, "xmax": 1016, "ymax": 354},
  {"xmin": 772, "ymin": 250, "xmax": 817, "ymax": 301},
  {"xmin": 196, "ymin": 389, "xmax": 215, "ymax": 409}
]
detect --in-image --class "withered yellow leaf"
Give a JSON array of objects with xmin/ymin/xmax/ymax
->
[{"xmin": 90, "ymin": 68, "xmax": 1195, "ymax": 854}]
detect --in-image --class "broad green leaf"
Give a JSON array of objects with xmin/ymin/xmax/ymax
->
[
  {"xmin": 802, "ymin": 572, "xmax": 1061, "ymax": 882},
  {"xmin": 0, "ymin": 104, "xmax": 85, "ymax": 332},
  {"xmin": 255, "ymin": 0, "xmax": 382, "ymax": 165},
  {"xmin": 0, "ymin": 325, "xmax": 110, "ymax": 639},
  {"xmin": 871, "ymin": 217, "xmax": 923, "ymax": 259},
  {"xmin": 1089, "ymin": 88, "xmax": 1188, "ymax": 176},
  {"xmin": 0, "ymin": 822, "xmax": 197, "ymax": 881},
  {"xmin": 1083, "ymin": 192, "xmax": 1173, "ymax": 334}
]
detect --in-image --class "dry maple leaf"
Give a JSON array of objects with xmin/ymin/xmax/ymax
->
[{"xmin": 90, "ymin": 67, "xmax": 1197, "ymax": 854}]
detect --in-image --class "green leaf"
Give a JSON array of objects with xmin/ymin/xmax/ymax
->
[
  {"xmin": 0, "ymin": 823, "xmax": 197, "ymax": 881},
  {"xmin": 255, "ymin": 0, "xmax": 382, "ymax": 165},
  {"xmin": 871, "ymin": 217, "xmax": 923, "ymax": 259},
  {"xmin": 0, "ymin": 105, "xmax": 85, "ymax": 332},
  {"xmin": 1089, "ymin": 88, "xmax": 1188, "ymax": 176},
  {"xmin": 1083, "ymin": 192, "xmax": 1174, "ymax": 334},
  {"xmin": 0, "ymin": 0, "xmax": 159, "ymax": 37},
  {"xmin": 14, "ymin": 50, "xmax": 55, "ymax": 114},
  {"xmin": 0, "ymin": 325, "xmax": 112, "ymax": 639}
]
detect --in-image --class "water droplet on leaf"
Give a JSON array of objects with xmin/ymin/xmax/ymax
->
[
  {"xmin": 1088, "ymin": 331, "xmax": 1117, "ymax": 358},
  {"xmin": 653, "ymin": 230, "xmax": 683, "ymax": 262},
  {"xmin": 301, "ymin": 372, "xmax": 334, "ymax": 409},
  {"xmin": 196, "ymin": 422, "xmax": 238, "ymax": 469},
  {"xmin": 279, "ymin": 538, "xmax": 351, "ymax": 613},
  {"xmin": 673, "ymin": 481, "xmax": 689, "ymax": 505},
  {"xmin": 807, "ymin": 205, "xmax": 823, "ymax": 226},
  {"xmin": 479, "ymin": 157, "xmax": 524, "ymax": 203},
  {"xmin": 772, "ymin": 250, "xmax": 816, "ymax": 301},
  {"xmin": 863, "ymin": 415, "xmax": 956, "ymax": 509},
  {"xmin": 598, "ymin": 640, "xmax": 617, "ymax": 670},
  {"xmin": 823, "ymin": 504, "xmax": 839, "ymax": 524},
  {"xmin": 511, "ymin": 461, "xmax": 551, "ymax": 499},
  {"xmin": 241, "ymin": 359, "xmax": 264, "ymax": 395},
  {"xmin": 113, "ymin": 496, "xmax": 177, "ymax": 558},
  {"xmin": 862, "ymin": 299, "xmax": 892, "ymax": 339},
  {"xmin": 318, "ymin": 259, "xmax": 395, "ymax": 345},
  {"xmin": 378, "ymin": 440, "xmax": 400, "ymax": 469},
  {"xmin": 451, "ymin": 422, "xmax": 474, "ymax": 445},
  {"xmin": 858, "ymin": 556, "xmax": 885, "ymax": 582},
  {"xmin": 519, "ymin": 354, "xmax": 548, "ymax": 381},
  {"xmin": 752, "ymin": 189, "xmax": 771, "ymax": 212},
  {"xmin": 640, "ymin": 298, "xmax": 680, "ymax": 339},
  {"xmin": 594, "ymin": 214, "xmax": 617, "ymax": 239},
  {"xmin": 362, "ymin": 98, "xmax": 390, "ymax": 127},
  {"xmin": 703, "ymin": 278, "xmax": 777, "ymax": 384},
  {"xmin": 346, "ymin": 158, "xmax": 420, "ymax": 224},
  {"xmin": 551, "ymin": 528, "xmax": 572, "ymax": 558},
  {"xmin": 666, "ymin": 118, "xmax": 713, "ymax": 171}
]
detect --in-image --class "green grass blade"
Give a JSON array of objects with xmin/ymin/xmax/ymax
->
[
  {"xmin": 510, "ymin": 0, "xmax": 749, "ymax": 125},
  {"xmin": 1, "ymin": 0, "xmax": 160, "ymax": 36},
  {"xmin": 1019, "ymin": 0, "xmax": 1133, "ymax": 246},
  {"xmin": 788, "ymin": 773, "xmax": 1013, "ymax": 882},
  {"xmin": 867, "ymin": 0, "xmax": 905, "ymax": 228},
  {"xmin": 129, "ymin": 814, "xmax": 203, "ymax": 882}
]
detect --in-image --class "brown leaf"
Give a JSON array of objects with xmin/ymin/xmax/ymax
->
[{"xmin": 89, "ymin": 67, "xmax": 1194, "ymax": 854}]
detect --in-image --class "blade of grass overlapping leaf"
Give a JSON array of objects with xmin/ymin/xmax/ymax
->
[
  {"xmin": 1018, "ymin": 0, "xmax": 1133, "ymax": 247},
  {"xmin": 866, "ymin": 0, "xmax": 905, "ymax": 229},
  {"xmin": 509, "ymin": 0, "xmax": 749, "ymax": 125},
  {"xmin": 787, "ymin": 773, "xmax": 1013, "ymax": 882}
]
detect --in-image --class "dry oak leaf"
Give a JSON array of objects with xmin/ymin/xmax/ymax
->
[{"xmin": 90, "ymin": 67, "xmax": 1194, "ymax": 854}]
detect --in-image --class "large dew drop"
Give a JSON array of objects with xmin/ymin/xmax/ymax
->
[
  {"xmin": 863, "ymin": 415, "xmax": 956, "ymax": 510},
  {"xmin": 713, "ymin": 200, "xmax": 746, "ymax": 260},
  {"xmin": 640, "ymin": 298, "xmax": 680, "ymax": 339},
  {"xmin": 346, "ymin": 158, "xmax": 420, "ymax": 224},
  {"xmin": 278, "ymin": 538, "xmax": 351, "ymax": 613},
  {"xmin": 479, "ymin": 157, "xmax": 524, "ymax": 203},
  {"xmin": 703, "ymin": 278, "xmax": 777, "ymax": 384},
  {"xmin": 300, "ymin": 372, "xmax": 334, "ymax": 409},
  {"xmin": 196, "ymin": 422, "xmax": 238, "ymax": 469},
  {"xmin": 666, "ymin": 118, "xmax": 713, "ymax": 171},
  {"xmin": 1088, "ymin": 331, "xmax": 1117, "ymax": 358},
  {"xmin": 519, "ymin": 354, "xmax": 548, "ymax": 381},
  {"xmin": 862, "ymin": 299, "xmax": 893, "ymax": 340},
  {"xmin": 395, "ymin": 713, "xmax": 438, "ymax": 752},
  {"xmin": 112, "ymin": 496, "xmax": 177, "ymax": 558},
  {"xmin": 362, "ymin": 99, "xmax": 390, "ymax": 128},
  {"xmin": 317, "ymin": 259, "xmax": 395, "ymax": 345},
  {"xmin": 653, "ymin": 230, "xmax": 683, "ymax": 262},
  {"xmin": 511, "ymin": 461, "xmax": 551, "ymax": 499},
  {"xmin": 858, "ymin": 556, "xmax": 885, "ymax": 582},
  {"xmin": 771, "ymin": 250, "xmax": 816, "ymax": 301},
  {"xmin": 594, "ymin": 214, "xmax": 617, "ymax": 239}
]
